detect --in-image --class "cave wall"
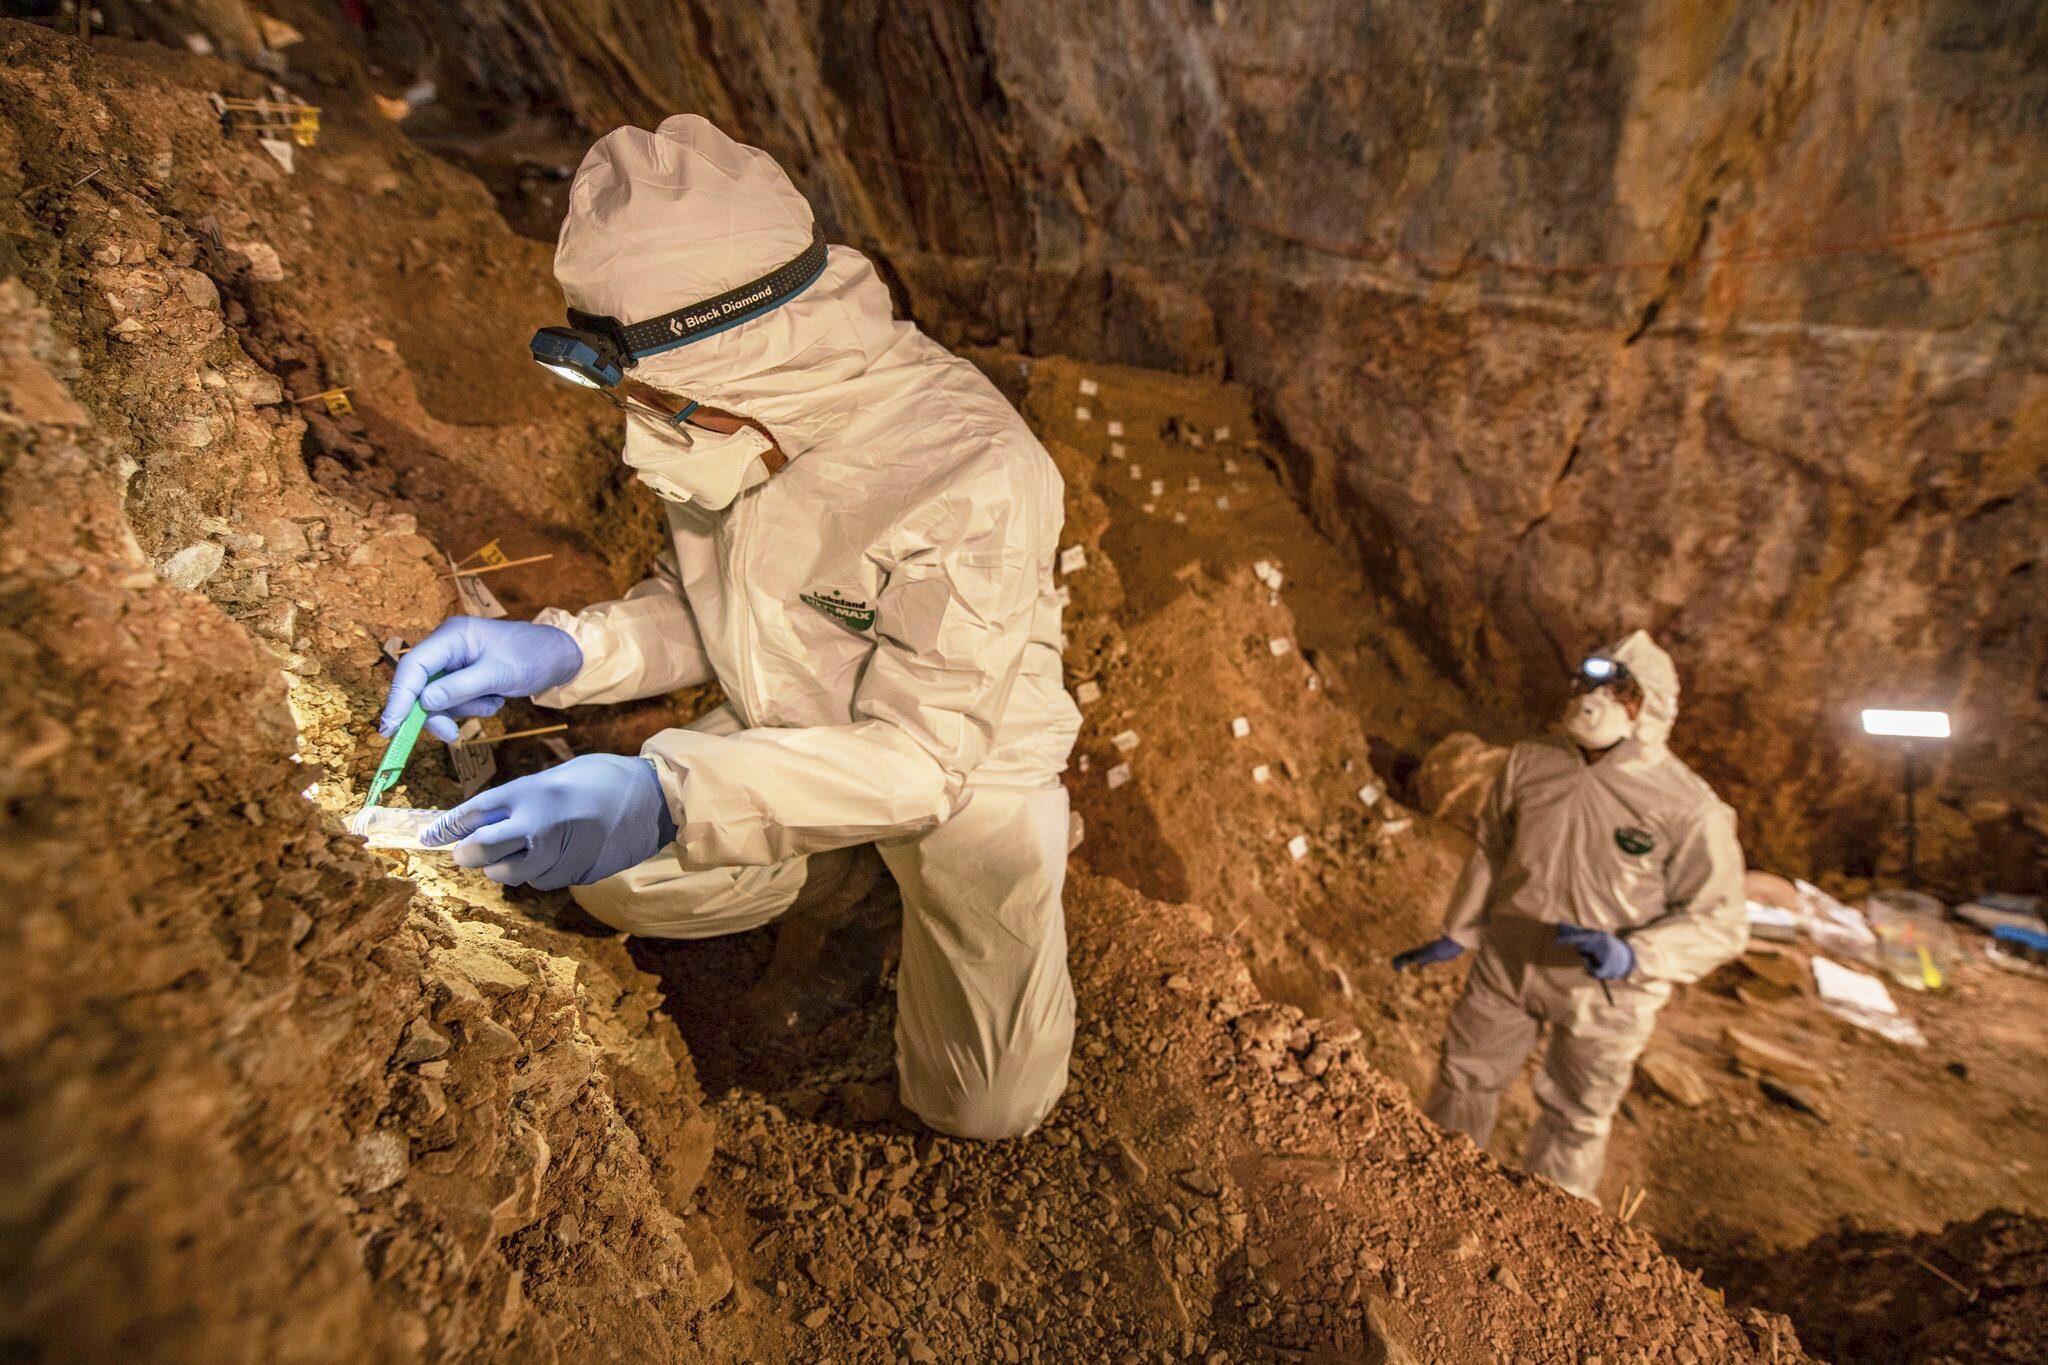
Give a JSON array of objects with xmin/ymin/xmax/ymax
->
[
  {"xmin": 358, "ymin": 0, "xmax": 2047, "ymax": 888},
  {"xmin": 0, "ymin": 29, "xmax": 725, "ymax": 1358}
]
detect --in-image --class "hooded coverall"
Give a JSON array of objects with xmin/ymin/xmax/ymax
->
[
  {"xmin": 528, "ymin": 117, "xmax": 1081, "ymax": 1140},
  {"xmin": 1424, "ymin": 631, "xmax": 1746, "ymax": 1199}
]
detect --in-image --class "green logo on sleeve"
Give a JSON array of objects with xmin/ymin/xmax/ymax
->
[
  {"xmin": 800, "ymin": 589, "xmax": 876, "ymax": 632},
  {"xmin": 1614, "ymin": 826, "xmax": 1656, "ymax": 856}
]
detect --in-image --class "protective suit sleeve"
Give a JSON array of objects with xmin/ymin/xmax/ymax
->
[
  {"xmin": 529, "ymin": 579, "xmax": 714, "ymax": 708},
  {"xmin": 1623, "ymin": 800, "xmax": 1748, "ymax": 983},
  {"xmin": 644, "ymin": 475, "xmax": 1047, "ymax": 868},
  {"xmin": 1441, "ymin": 749, "xmax": 1517, "ymax": 949}
]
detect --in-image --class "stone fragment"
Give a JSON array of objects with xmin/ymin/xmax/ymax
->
[
  {"xmin": 1177, "ymin": 1168, "xmax": 1221, "ymax": 1197},
  {"xmin": 393, "ymin": 1017, "xmax": 450, "ymax": 1065},
  {"xmin": 233, "ymin": 240, "xmax": 285, "ymax": 282},
  {"xmin": 160, "ymin": 542, "xmax": 224, "ymax": 590},
  {"xmin": 1230, "ymin": 717, "xmax": 1251, "ymax": 739},
  {"xmin": 1058, "ymin": 545, "xmax": 1087, "ymax": 575},
  {"xmin": 441, "ymin": 934, "xmax": 532, "ymax": 994},
  {"xmin": 490, "ymin": 1120, "xmax": 551, "ymax": 1236},
  {"xmin": 1635, "ymin": 1051, "xmax": 1710, "ymax": 1107},
  {"xmin": 1721, "ymin": 1027, "xmax": 1828, "ymax": 1088},
  {"xmin": 1107, "ymin": 763, "xmax": 1132, "ymax": 790},
  {"xmin": 1739, "ymin": 948, "xmax": 1810, "ymax": 994},
  {"xmin": 345, "ymin": 1130, "xmax": 408, "ymax": 1194},
  {"xmin": 1074, "ymin": 680, "xmax": 1101, "ymax": 705}
]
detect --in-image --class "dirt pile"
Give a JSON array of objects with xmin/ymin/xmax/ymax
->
[{"xmin": 0, "ymin": 19, "xmax": 1836, "ymax": 1363}]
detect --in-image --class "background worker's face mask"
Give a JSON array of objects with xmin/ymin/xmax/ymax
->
[
  {"xmin": 1563, "ymin": 688, "xmax": 1635, "ymax": 750},
  {"xmin": 621, "ymin": 410, "xmax": 774, "ymax": 509}
]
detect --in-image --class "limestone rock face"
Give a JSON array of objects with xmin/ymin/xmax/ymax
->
[{"xmin": 371, "ymin": 0, "xmax": 2047, "ymax": 888}]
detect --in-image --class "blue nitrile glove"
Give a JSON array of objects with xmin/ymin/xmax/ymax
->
[
  {"xmin": 1392, "ymin": 937, "xmax": 1466, "ymax": 971},
  {"xmin": 422, "ymin": 754, "xmax": 677, "ymax": 889},
  {"xmin": 1557, "ymin": 924, "xmax": 1635, "ymax": 981},
  {"xmin": 379, "ymin": 616, "xmax": 584, "ymax": 742}
]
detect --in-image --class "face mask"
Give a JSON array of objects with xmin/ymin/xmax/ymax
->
[
  {"xmin": 620, "ymin": 409, "xmax": 774, "ymax": 509},
  {"xmin": 1563, "ymin": 689, "xmax": 1634, "ymax": 750}
]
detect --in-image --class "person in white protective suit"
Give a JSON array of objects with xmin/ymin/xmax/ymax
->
[
  {"xmin": 1390, "ymin": 630, "xmax": 1747, "ymax": 1200},
  {"xmin": 376, "ymin": 116, "xmax": 1081, "ymax": 1140}
]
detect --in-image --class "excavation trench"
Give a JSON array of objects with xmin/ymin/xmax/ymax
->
[{"xmin": 3, "ymin": 18, "xmax": 2044, "ymax": 1365}]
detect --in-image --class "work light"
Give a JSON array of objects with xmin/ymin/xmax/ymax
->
[
  {"xmin": 1858, "ymin": 707, "xmax": 1952, "ymax": 886},
  {"xmin": 1860, "ymin": 709, "xmax": 1951, "ymax": 739}
]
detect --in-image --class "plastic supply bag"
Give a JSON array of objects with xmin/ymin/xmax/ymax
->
[{"xmin": 348, "ymin": 806, "xmax": 446, "ymax": 851}]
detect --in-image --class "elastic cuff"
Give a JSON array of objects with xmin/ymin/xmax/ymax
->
[
  {"xmin": 642, "ymin": 749, "xmax": 687, "ymax": 847},
  {"xmin": 644, "ymin": 758, "xmax": 679, "ymax": 847},
  {"xmin": 530, "ymin": 607, "xmax": 593, "ymax": 708}
]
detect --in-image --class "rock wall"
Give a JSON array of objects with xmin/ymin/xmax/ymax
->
[
  {"xmin": 0, "ymin": 28, "xmax": 724, "ymax": 1359},
  {"xmin": 358, "ymin": 0, "xmax": 2047, "ymax": 889}
]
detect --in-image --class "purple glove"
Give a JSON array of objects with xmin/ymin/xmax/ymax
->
[
  {"xmin": 1392, "ymin": 937, "xmax": 1466, "ymax": 971},
  {"xmin": 380, "ymin": 616, "xmax": 583, "ymax": 742},
  {"xmin": 1556, "ymin": 924, "xmax": 1635, "ymax": 981},
  {"xmin": 422, "ymin": 753, "xmax": 676, "ymax": 890}
]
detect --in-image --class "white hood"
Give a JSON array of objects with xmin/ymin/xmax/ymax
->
[
  {"xmin": 553, "ymin": 114, "xmax": 914, "ymax": 457},
  {"xmin": 1605, "ymin": 628, "xmax": 1680, "ymax": 750}
]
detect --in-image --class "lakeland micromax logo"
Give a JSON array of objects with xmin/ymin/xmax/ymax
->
[{"xmin": 800, "ymin": 589, "xmax": 876, "ymax": 632}]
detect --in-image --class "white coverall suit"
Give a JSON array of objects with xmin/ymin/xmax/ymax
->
[
  {"xmin": 528, "ymin": 117, "xmax": 1082, "ymax": 1140},
  {"xmin": 1424, "ymin": 631, "xmax": 1746, "ymax": 1198}
]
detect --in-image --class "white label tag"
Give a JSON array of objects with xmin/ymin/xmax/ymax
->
[
  {"xmin": 449, "ymin": 718, "xmax": 498, "ymax": 796},
  {"xmin": 455, "ymin": 574, "xmax": 507, "ymax": 619}
]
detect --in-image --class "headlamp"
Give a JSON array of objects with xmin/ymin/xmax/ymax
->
[
  {"xmin": 1575, "ymin": 656, "xmax": 1636, "ymax": 693},
  {"xmin": 528, "ymin": 225, "xmax": 828, "ymax": 388},
  {"xmin": 530, "ymin": 325, "xmax": 625, "ymax": 389}
]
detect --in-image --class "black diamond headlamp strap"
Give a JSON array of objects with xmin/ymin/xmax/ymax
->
[{"xmin": 574, "ymin": 226, "xmax": 829, "ymax": 364}]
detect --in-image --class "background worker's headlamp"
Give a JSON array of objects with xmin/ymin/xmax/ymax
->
[
  {"xmin": 527, "ymin": 226, "xmax": 828, "ymax": 391},
  {"xmin": 1574, "ymin": 655, "xmax": 1634, "ymax": 691}
]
